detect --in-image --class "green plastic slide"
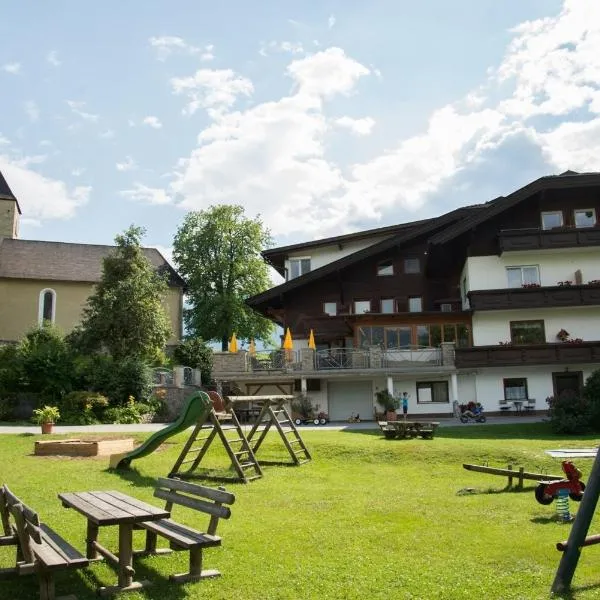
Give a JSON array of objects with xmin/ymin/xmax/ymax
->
[{"xmin": 109, "ymin": 391, "xmax": 212, "ymax": 469}]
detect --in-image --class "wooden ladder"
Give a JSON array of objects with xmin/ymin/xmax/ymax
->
[
  {"xmin": 247, "ymin": 400, "xmax": 312, "ymax": 466},
  {"xmin": 169, "ymin": 408, "xmax": 263, "ymax": 484}
]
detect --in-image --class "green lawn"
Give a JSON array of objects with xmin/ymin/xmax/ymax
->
[{"xmin": 1, "ymin": 424, "xmax": 600, "ymax": 599}]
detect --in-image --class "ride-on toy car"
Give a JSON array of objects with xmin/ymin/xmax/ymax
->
[
  {"xmin": 294, "ymin": 411, "xmax": 329, "ymax": 426},
  {"xmin": 534, "ymin": 460, "xmax": 586, "ymax": 505}
]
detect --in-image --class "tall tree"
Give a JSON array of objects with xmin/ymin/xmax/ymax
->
[
  {"xmin": 77, "ymin": 225, "xmax": 172, "ymax": 361},
  {"xmin": 173, "ymin": 205, "xmax": 274, "ymax": 350}
]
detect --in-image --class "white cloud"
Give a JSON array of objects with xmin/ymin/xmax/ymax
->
[
  {"xmin": 328, "ymin": 15, "xmax": 336, "ymax": 29},
  {"xmin": 259, "ymin": 41, "xmax": 305, "ymax": 57},
  {"xmin": 116, "ymin": 156, "xmax": 137, "ymax": 172},
  {"xmin": 149, "ymin": 36, "xmax": 214, "ymax": 62},
  {"xmin": 71, "ymin": 167, "xmax": 86, "ymax": 177},
  {"xmin": 334, "ymin": 116, "xmax": 375, "ymax": 135},
  {"xmin": 2, "ymin": 62, "xmax": 21, "ymax": 74},
  {"xmin": 120, "ymin": 183, "xmax": 172, "ymax": 205},
  {"xmin": 99, "ymin": 129, "xmax": 115, "ymax": 139},
  {"xmin": 24, "ymin": 101, "xmax": 40, "ymax": 123},
  {"xmin": 46, "ymin": 51, "xmax": 61, "ymax": 67},
  {"xmin": 0, "ymin": 152, "xmax": 90, "ymax": 221},
  {"xmin": 538, "ymin": 118, "xmax": 600, "ymax": 171},
  {"xmin": 66, "ymin": 100, "xmax": 99, "ymax": 122},
  {"xmin": 143, "ymin": 116, "xmax": 163, "ymax": 129},
  {"xmin": 170, "ymin": 69, "xmax": 254, "ymax": 115}
]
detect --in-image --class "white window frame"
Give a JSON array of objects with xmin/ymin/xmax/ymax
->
[
  {"xmin": 574, "ymin": 208, "xmax": 596, "ymax": 228},
  {"xmin": 541, "ymin": 211, "xmax": 563, "ymax": 230},
  {"xmin": 287, "ymin": 257, "xmax": 311, "ymax": 280},
  {"xmin": 354, "ymin": 300, "xmax": 371, "ymax": 314},
  {"xmin": 408, "ymin": 297, "xmax": 422, "ymax": 313},
  {"xmin": 38, "ymin": 288, "xmax": 57, "ymax": 325},
  {"xmin": 440, "ymin": 303, "xmax": 453, "ymax": 312},
  {"xmin": 380, "ymin": 298, "xmax": 395, "ymax": 314},
  {"xmin": 506, "ymin": 265, "xmax": 540, "ymax": 288},
  {"xmin": 323, "ymin": 302, "xmax": 337, "ymax": 316}
]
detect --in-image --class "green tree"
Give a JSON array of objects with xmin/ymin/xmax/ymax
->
[
  {"xmin": 77, "ymin": 225, "xmax": 172, "ymax": 361},
  {"xmin": 173, "ymin": 205, "xmax": 274, "ymax": 350}
]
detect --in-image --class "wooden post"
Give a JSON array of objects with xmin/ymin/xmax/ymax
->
[
  {"xmin": 507, "ymin": 464, "xmax": 513, "ymax": 488},
  {"xmin": 86, "ymin": 521, "xmax": 99, "ymax": 559},
  {"xmin": 552, "ymin": 448, "xmax": 600, "ymax": 593},
  {"xmin": 518, "ymin": 467, "xmax": 525, "ymax": 490},
  {"xmin": 118, "ymin": 523, "xmax": 134, "ymax": 589}
]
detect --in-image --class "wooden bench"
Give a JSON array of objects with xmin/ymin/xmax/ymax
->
[
  {"xmin": 135, "ymin": 477, "xmax": 235, "ymax": 583},
  {"xmin": 377, "ymin": 421, "xmax": 439, "ymax": 440},
  {"xmin": 1, "ymin": 484, "xmax": 89, "ymax": 600}
]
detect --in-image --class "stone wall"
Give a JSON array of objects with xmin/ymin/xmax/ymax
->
[{"xmin": 212, "ymin": 351, "xmax": 248, "ymax": 374}]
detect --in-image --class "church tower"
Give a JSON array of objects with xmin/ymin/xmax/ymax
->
[{"xmin": 0, "ymin": 170, "xmax": 20, "ymax": 240}]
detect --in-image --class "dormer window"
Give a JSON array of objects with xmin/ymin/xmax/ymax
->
[
  {"xmin": 377, "ymin": 261, "xmax": 394, "ymax": 276},
  {"xmin": 404, "ymin": 258, "xmax": 420, "ymax": 274},
  {"xmin": 541, "ymin": 211, "xmax": 563, "ymax": 230},
  {"xmin": 574, "ymin": 209, "xmax": 596, "ymax": 228},
  {"xmin": 38, "ymin": 288, "xmax": 56, "ymax": 325},
  {"xmin": 288, "ymin": 258, "xmax": 311, "ymax": 280}
]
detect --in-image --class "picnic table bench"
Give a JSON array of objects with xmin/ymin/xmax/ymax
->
[
  {"xmin": 0, "ymin": 483, "xmax": 89, "ymax": 600},
  {"xmin": 378, "ymin": 420, "xmax": 440, "ymax": 440}
]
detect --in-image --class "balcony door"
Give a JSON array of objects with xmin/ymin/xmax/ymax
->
[{"xmin": 552, "ymin": 371, "xmax": 583, "ymax": 398}]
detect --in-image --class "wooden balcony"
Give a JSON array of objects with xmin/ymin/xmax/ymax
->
[
  {"xmin": 468, "ymin": 284, "xmax": 600, "ymax": 311},
  {"xmin": 499, "ymin": 227, "xmax": 600, "ymax": 253},
  {"xmin": 455, "ymin": 341, "xmax": 600, "ymax": 368}
]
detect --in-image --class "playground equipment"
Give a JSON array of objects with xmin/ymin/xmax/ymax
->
[
  {"xmin": 534, "ymin": 460, "xmax": 586, "ymax": 505},
  {"xmin": 347, "ymin": 413, "xmax": 361, "ymax": 423},
  {"xmin": 109, "ymin": 391, "xmax": 212, "ymax": 469},
  {"xmin": 294, "ymin": 411, "xmax": 329, "ymax": 426},
  {"xmin": 463, "ymin": 463, "xmax": 563, "ymax": 490}
]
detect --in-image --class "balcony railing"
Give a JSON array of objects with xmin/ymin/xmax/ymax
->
[
  {"xmin": 468, "ymin": 284, "xmax": 600, "ymax": 311},
  {"xmin": 455, "ymin": 341, "xmax": 600, "ymax": 368},
  {"xmin": 499, "ymin": 227, "xmax": 600, "ymax": 253}
]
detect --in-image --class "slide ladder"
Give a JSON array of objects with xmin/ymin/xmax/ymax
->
[
  {"xmin": 169, "ymin": 408, "xmax": 263, "ymax": 484},
  {"xmin": 247, "ymin": 399, "xmax": 312, "ymax": 466}
]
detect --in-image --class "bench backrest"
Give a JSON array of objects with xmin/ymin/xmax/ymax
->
[
  {"xmin": 154, "ymin": 478, "xmax": 235, "ymax": 536},
  {"xmin": 2, "ymin": 485, "xmax": 42, "ymax": 565}
]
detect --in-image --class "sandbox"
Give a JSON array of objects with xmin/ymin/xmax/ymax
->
[{"xmin": 34, "ymin": 438, "xmax": 135, "ymax": 457}]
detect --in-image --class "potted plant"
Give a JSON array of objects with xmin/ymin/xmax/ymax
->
[
  {"xmin": 32, "ymin": 405, "xmax": 60, "ymax": 434},
  {"xmin": 556, "ymin": 329, "xmax": 570, "ymax": 342},
  {"xmin": 375, "ymin": 390, "xmax": 399, "ymax": 421}
]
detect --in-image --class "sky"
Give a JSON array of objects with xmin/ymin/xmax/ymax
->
[{"xmin": 2, "ymin": 0, "xmax": 599, "ymax": 281}]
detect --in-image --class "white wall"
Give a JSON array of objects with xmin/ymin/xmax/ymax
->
[
  {"xmin": 285, "ymin": 235, "xmax": 393, "ymax": 275},
  {"xmin": 465, "ymin": 249, "xmax": 600, "ymax": 292},
  {"xmin": 458, "ymin": 373, "xmax": 477, "ymax": 404},
  {"xmin": 472, "ymin": 307, "xmax": 600, "ymax": 345},
  {"xmin": 474, "ymin": 365, "xmax": 597, "ymax": 413}
]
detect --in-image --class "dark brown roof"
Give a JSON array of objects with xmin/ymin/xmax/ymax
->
[
  {"xmin": 429, "ymin": 171, "xmax": 600, "ymax": 245},
  {"xmin": 247, "ymin": 204, "xmax": 485, "ymax": 307},
  {"xmin": 0, "ymin": 239, "xmax": 186, "ymax": 287},
  {"xmin": 0, "ymin": 170, "xmax": 21, "ymax": 214}
]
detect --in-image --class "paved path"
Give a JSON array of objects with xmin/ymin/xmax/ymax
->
[{"xmin": 0, "ymin": 415, "xmax": 547, "ymax": 435}]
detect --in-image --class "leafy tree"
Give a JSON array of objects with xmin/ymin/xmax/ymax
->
[
  {"xmin": 173, "ymin": 337, "xmax": 213, "ymax": 384},
  {"xmin": 173, "ymin": 205, "xmax": 274, "ymax": 350},
  {"xmin": 77, "ymin": 225, "xmax": 172, "ymax": 361}
]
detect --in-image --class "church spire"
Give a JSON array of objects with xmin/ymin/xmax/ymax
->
[{"xmin": 0, "ymin": 169, "xmax": 21, "ymax": 239}]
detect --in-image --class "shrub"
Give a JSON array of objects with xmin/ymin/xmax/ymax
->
[
  {"xmin": 375, "ymin": 390, "xmax": 399, "ymax": 412},
  {"xmin": 546, "ymin": 389, "xmax": 592, "ymax": 434},
  {"xmin": 59, "ymin": 391, "xmax": 109, "ymax": 425},
  {"xmin": 584, "ymin": 369, "xmax": 600, "ymax": 430},
  {"xmin": 103, "ymin": 396, "xmax": 153, "ymax": 424},
  {"xmin": 172, "ymin": 338, "xmax": 213, "ymax": 384}
]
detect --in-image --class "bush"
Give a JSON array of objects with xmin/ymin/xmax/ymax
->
[
  {"xmin": 103, "ymin": 396, "xmax": 153, "ymax": 424},
  {"xmin": 547, "ymin": 389, "xmax": 592, "ymax": 434},
  {"xmin": 584, "ymin": 369, "xmax": 600, "ymax": 430},
  {"xmin": 0, "ymin": 344, "xmax": 24, "ymax": 398},
  {"xmin": 172, "ymin": 338, "xmax": 213, "ymax": 384},
  {"xmin": 59, "ymin": 391, "xmax": 109, "ymax": 425}
]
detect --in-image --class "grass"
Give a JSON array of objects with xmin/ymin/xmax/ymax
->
[{"xmin": 1, "ymin": 423, "xmax": 600, "ymax": 599}]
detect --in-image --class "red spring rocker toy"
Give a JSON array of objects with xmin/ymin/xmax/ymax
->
[{"xmin": 535, "ymin": 460, "xmax": 586, "ymax": 505}]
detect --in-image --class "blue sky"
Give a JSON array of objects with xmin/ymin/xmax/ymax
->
[{"xmin": 1, "ymin": 0, "xmax": 598, "ymax": 275}]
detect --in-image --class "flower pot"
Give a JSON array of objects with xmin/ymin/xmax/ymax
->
[
  {"xmin": 41, "ymin": 422, "xmax": 54, "ymax": 435},
  {"xmin": 386, "ymin": 410, "xmax": 397, "ymax": 422}
]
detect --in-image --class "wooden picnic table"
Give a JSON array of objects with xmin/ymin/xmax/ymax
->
[
  {"xmin": 58, "ymin": 490, "xmax": 169, "ymax": 596},
  {"xmin": 378, "ymin": 420, "xmax": 440, "ymax": 440}
]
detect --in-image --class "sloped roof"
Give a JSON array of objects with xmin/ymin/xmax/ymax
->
[
  {"xmin": 247, "ymin": 204, "xmax": 486, "ymax": 307},
  {"xmin": 0, "ymin": 170, "xmax": 21, "ymax": 214},
  {"xmin": 429, "ymin": 171, "xmax": 600, "ymax": 246},
  {"xmin": 0, "ymin": 239, "xmax": 186, "ymax": 287}
]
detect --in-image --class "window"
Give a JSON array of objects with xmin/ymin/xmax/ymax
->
[
  {"xmin": 288, "ymin": 258, "xmax": 311, "ymax": 280},
  {"xmin": 504, "ymin": 378, "xmax": 528, "ymax": 401},
  {"xmin": 354, "ymin": 300, "xmax": 371, "ymax": 314},
  {"xmin": 440, "ymin": 303, "xmax": 453, "ymax": 312},
  {"xmin": 541, "ymin": 211, "xmax": 563, "ymax": 230},
  {"xmin": 506, "ymin": 265, "xmax": 540, "ymax": 288},
  {"xmin": 380, "ymin": 298, "xmax": 395, "ymax": 314},
  {"xmin": 377, "ymin": 261, "xmax": 394, "ymax": 276},
  {"xmin": 357, "ymin": 323, "xmax": 470, "ymax": 349},
  {"xmin": 408, "ymin": 297, "xmax": 422, "ymax": 312},
  {"xmin": 417, "ymin": 381, "xmax": 449, "ymax": 403},
  {"xmin": 574, "ymin": 209, "xmax": 596, "ymax": 228},
  {"xmin": 404, "ymin": 258, "xmax": 420, "ymax": 274},
  {"xmin": 510, "ymin": 320, "xmax": 545, "ymax": 345},
  {"xmin": 38, "ymin": 288, "xmax": 56, "ymax": 325},
  {"xmin": 323, "ymin": 302, "xmax": 337, "ymax": 316}
]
